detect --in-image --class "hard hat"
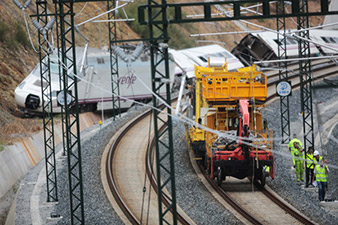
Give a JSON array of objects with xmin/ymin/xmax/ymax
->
[{"xmin": 314, "ymin": 150, "xmax": 319, "ymax": 156}]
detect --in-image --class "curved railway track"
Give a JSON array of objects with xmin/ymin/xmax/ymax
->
[
  {"xmin": 103, "ymin": 63, "xmax": 337, "ymax": 224},
  {"xmin": 104, "ymin": 105, "xmax": 193, "ymax": 224},
  {"xmin": 196, "ymin": 162, "xmax": 315, "ymax": 225}
]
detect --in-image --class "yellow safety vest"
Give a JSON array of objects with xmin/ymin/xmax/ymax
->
[
  {"xmin": 315, "ymin": 165, "xmax": 327, "ymax": 182},
  {"xmin": 313, "ymin": 156, "xmax": 323, "ymax": 166},
  {"xmin": 306, "ymin": 153, "xmax": 314, "ymax": 169},
  {"xmin": 288, "ymin": 138, "xmax": 303, "ymax": 152}
]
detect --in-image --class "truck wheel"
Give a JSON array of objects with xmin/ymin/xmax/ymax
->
[
  {"xmin": 217, "ymin": 167, "xmax": 223, "ymax": 186},
  {"xmin": 260, "ymin": 168, "xmax": 266, "ymax": 187}
]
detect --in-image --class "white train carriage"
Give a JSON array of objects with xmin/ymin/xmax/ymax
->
[
  {"xmin": 232, "ymin": 30, "xmax": 323, "ymax": 66},
  {"xmin": 15, "ymin": 44, "xmax": 243, "ymax": 114},
  {"xmin": 255, "ymin": 31, "xmax": 320, "ymax": 58},
  {"xmin": 15, "ymin": 46, "xmax": 175, "ymax": 114},
  {"xmin": 309, "ymin": 29, "xmax": 338, "ymax": 55}
]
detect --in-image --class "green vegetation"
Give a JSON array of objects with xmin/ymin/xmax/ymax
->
[
  {"xmin": 124, "ymin": 1, "xmax": 201, "ymax": 49},
  {"xmin": 0, "ymin": 141, "xmax": 6, "ymax": 152},
  {"xmin": 0, "ymin": 21, "xmax": 8, "ymax": 42},
  {"xmin": 15, "ymin": 23, "xmax": 30, "ymax": 47},
  {"xmin": 0, "ymin": 21, "xmax": 30, "ymax": 50}
]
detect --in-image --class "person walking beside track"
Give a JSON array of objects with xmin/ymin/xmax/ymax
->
[
  {"xmin": 288, "ymin": 134, "xmax": 303, "ymax": 169},
  {"xmin": 305, "ymin": 146, "xmax": 314, "ymax": 188},
  {"xmin": 313, "ymin": 159, "xmax": 329, "ymax": 202}
]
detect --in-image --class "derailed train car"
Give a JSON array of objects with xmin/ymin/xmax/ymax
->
[
  {"xmin": 186, "ymin": 58, "xmax": 275, "ymax": 186},
  {"xmin": 231, "ymin": 29, "xmax": 338, "ymax": 66},
  {"xmin": 15, "ymin": 44, "xmax": 243, "ymax": 115},
  {"xmin": 14, "ymin": 45, "xmax": 175, "ymax": 114}
]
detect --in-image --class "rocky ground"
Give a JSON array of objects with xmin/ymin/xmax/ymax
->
[
  {"xmin": 261, "ymin": 80, "xmax": 338, "ymax": 225},
  {"xmin": 11, "ymin": 76, "xmax": 338, "ymax": 225}
]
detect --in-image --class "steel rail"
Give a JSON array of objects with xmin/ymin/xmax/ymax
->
[
  {"xmin": 146, "ymin": 114, "xmax": 193, "ymax": 225},
  {"xmin": 254, "ymin": 181, "xmax": 315, "ymax": 225},
  {"xmin": 197, "ymin": 163, "xmax": 263, "ymax": 225},
  {"xmin": 194, "ymin": 64, "xmax": 335, "ymax": 224},
  {"xmin": 106, "ymin": 109, "xmax": 151, "ymax": 224},
  {"xmin": 267, "ymin": 63, "xmax": 338, "ymax": 102},
  {"xmin": 105, "ymin": 63, "xmax": 337, "ymax": 224},
  {"xmin": 106, "ymin": 100, "xmax": 192, "ymax": 225}
]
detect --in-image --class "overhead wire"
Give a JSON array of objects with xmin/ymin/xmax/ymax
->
[
  {"xmin": 38, "ymin": 31, "xmax": 338, "ymax": 171},
  {"xmin": 23, "ymin": 10, "xmax": 39, "ymax": 53}
]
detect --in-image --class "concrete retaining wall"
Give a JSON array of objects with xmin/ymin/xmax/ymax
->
[{"xmin": 0, "ymin": 112, "xmax": 101, "ymax": 198}]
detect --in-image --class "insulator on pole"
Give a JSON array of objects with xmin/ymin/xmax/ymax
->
[
  {"xmin": 13, "ymin": 0, "xmax": 23, "ymax": 9},
  {"xmin": 46, "ymin": 18, "xmax": 56, "ymax": 32},
  {"xmin": 111, "ymin": 46, "xmax": 129, "ymax": 62},
  {"xmin": 130, "ymin": 43, "xmax": 144, "ymax": 62},
  {"xmin": 23, "ymin": 0, "xmax": 32, "ymax": 9},
  {"xmin": 115, "ymin": 0, "xmax": 119, "ymax": 15},
  {"xmin": 31, "ymin": 19, "xmax": 44, "ymax": 32}
]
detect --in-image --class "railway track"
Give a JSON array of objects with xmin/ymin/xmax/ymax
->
[
  {"xmin": 195, "ymin": 161, "xmax": 315, "ymax": 225},
  {"xmin": 266, "ymin": 58, "xmax": 338, "ymax": 101},
  {"xmin": 103, "ymin": 105, "xmax": 193, "ymax": 224},
  {"xmin": 102, "ymin": 63, "xmax": 337, "ymax": 224}
]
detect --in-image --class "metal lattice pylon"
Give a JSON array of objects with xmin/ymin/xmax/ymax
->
[
  {"xmin": 298, "ymin": 0, "xmax": 314, "ymax": 153},
  {"xmin": 35, "ymin": 0, "xmax": 58, "ymax": 202},
  {"xmin": 54, "ymin": 2, "xmax": 67, "ymax": 157},
  {"xmin": 147, "ymin": 0, "xmax": 178, "ymax": 224},
  {"xmin": 108, "ymin": 0, "xmax": 121, "ymax": 119},
  {"xmin": 276, "ymin": 1, "xmax": 291, "ymax": 144},
  {"xmin": 57, "ymin": 1, "xmax": 85, "ymax": 224}
]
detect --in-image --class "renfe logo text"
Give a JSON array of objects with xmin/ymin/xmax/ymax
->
[{"xmin": 118, "ymin": 74, "xmax": 137, "ymax": 88}]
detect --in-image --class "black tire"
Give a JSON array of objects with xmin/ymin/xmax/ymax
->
[
  {"xmin": 260, "ymin": 168, "xmax": 266, "ymax": 187},
  {"xmin": 217, "ymin": 167, "xmax": 223, "ymax": 186}
]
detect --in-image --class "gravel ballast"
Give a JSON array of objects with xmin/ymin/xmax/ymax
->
[
  {"xmin": 261, "ymin": 83, "xmax": 338, "ymax": 225},
  {"xmin": 14, "ymin": 78, "xmax": 338, "ymax": 224}
]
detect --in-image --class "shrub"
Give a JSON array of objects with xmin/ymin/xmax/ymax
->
[
  {"xmin": 15, "ymin": 23, "xmax": 30, "ymax": 48},
  {"xmin": 0, "ymin": 21, "xmax": 8, "ymax": 42}
]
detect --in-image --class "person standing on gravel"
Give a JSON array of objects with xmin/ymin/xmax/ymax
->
[
  {"xmin": 313, "ymin": 159, "xmax": 329, "ymax": 202},
  {"xmin": 293, "ymin": 141, "xmax": 304, "ymax": 182},
  {"xmin": 313, "ymin": 150, "xmax": 322, "ymax": 166},
  {"xmin": 305, "ymin": 146, "xmax": 314, "ymax": 188},
  {"xmin": 288, "ymin": 134, "xmax": 303, "ymax": 168}
]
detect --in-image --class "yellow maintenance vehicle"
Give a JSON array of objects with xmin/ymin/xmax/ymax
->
[{"xmin": 187, "ymin": 59, "xmax": 274, "ymax": 186}]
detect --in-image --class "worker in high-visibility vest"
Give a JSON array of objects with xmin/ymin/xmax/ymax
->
[
  {"xmin": 288, "ymin": 134, "xmax": 303, "ymax": 168},
  {"xmin": 313, "ymin": 150, "xmax": 323, "ymax": 166},
  {"xmin": 305, "ymin": 146, "xmax": 314, "ymax": 188},
  {"xmin": 313, "ymin": 159, "xmax": 329, "ymax": 202},
  {"xmin": 293, "ymin": 141, "xmax": 304, "ymax": 182}
]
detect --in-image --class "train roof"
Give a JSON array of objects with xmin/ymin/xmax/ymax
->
[{"xmin": 170, "ymin": 44, "xmax": 244, "ymax": 78}]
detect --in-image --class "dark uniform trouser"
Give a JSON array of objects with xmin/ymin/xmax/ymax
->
[
  {"xmin": 305, "ymin": 167, "xmax": 314, "ymax": 186},
  {"xmin": 318, "ymin": 181, "xmax": 327, "ymax": 201}
]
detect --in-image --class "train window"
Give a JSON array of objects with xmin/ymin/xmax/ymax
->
[
  {"xmin": 286, "ymin": 38, "xmax": 297, "ymax": 45},
  {"xmin": 96, "ymin": 57, "xmax": 105, "ymax": 64},
  {"xmin": 321, "ymin": 37, "xmax": 330, "ymax": 43},
  {"xmin": 273, "ymin": 39, "xmax": 281, "ymax": 45},
  {"xmin": 329, "ymin": 37, "xmax": 336, "ymax": 43},
  {"xmin": 198, "ymin": 56, "xmax": 208, "ymax": 62}
]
